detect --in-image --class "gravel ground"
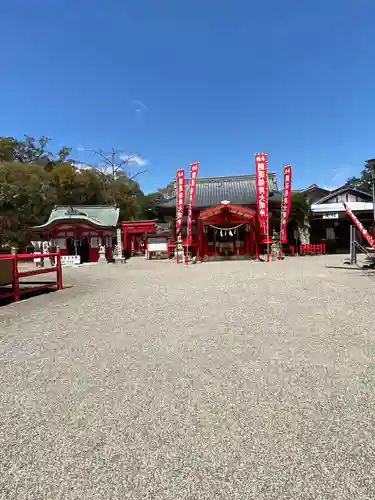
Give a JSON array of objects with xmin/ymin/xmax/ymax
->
[{"xmin": 1, "ymin": 256, "xmax": 375, "ymax": 499}]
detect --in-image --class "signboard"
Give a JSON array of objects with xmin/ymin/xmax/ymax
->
[
  {"xmin": 176, "ymin": 169, "xmax": 185, "ymax": 237},
  {"xmin": 61, "ymin": 255, "xmax": 81, "ymax": 266},
  {"xmin": 280, "ymin": 165, "xmax": 292, "ymax": 243},
  {"xmin": 187, "ymin": 161, "xmax": 199, "ymax": 246},
  {"xmin": 322, "ymin": 213, "xmax": 339, "ymax": 220},
  {"xmin": 255, "ymin": 153, "xmax": 269, "ymax": 237},
  {"xmin": 148, "ymin": 239, "xmax": 168, "ymax": 252}
]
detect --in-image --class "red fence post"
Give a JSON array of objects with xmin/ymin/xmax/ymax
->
[
  {"xmin": 56, "ymin": 251, "xmax": 63, "ymax": 290},
  {"xmin": 12, "ymin": 254, "xmax": 20, "ymax": 302}
]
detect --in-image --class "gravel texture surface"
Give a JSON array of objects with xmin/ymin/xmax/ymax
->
[{"xmin": 1, "ymin": 256, "xmax": 375, "ymax": 499}]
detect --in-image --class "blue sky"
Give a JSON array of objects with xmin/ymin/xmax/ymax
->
[{"xmin": 2, "ymin": 0, "xmax": 375, "ymax": 192}]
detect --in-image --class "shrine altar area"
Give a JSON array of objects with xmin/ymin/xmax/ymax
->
[{"xmin": 189, "ymin": 202, "xmax": 259, "ymax": 260}]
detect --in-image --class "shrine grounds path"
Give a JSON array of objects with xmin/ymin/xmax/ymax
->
[{"xmin": 1, "ymin": 256, "xmax": 375, "ymax": 499}]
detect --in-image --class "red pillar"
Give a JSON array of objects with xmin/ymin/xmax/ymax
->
[
  {"xmin": 56, "ymin": 250, "xmax": 63, "ymax": 290},
  {"xmin": 196, "ymin": 219, "xmax": 201, "ymax": 261},
  {"xmin": 255, "ymin": 222, "xmax": 260, "ymax": 260},
  {"xmin": 250, "ymin": 222, "xmax": 255, "ymax": 258},
  {"xmin": 122, "ymin": 229, "xmax": 128, "ymax": 255},
  {"xmin": 12, "ymin": 254, "xmax": 20, "ymax": 302}
]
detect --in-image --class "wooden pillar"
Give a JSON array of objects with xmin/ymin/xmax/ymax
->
[
  {"xmin": 250, "ymin": 222, "xmax": 254, "ymax": 258},
  {"xmin": 245, "ymin": 225, "xmax": 250, "ymax": 256},
  {"xmin": 203, "ymin": 227, "xmax": 208, "ymax": 258}
]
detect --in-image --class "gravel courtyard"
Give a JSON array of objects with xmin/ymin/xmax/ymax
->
[{"xmin": 1, "ymin": 256, "xmax": 375, "ymax": 499}]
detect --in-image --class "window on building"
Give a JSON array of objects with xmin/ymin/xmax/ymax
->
[{"xmin": 346, "ymin": 193, "xmax": 349, "ymax": 202}]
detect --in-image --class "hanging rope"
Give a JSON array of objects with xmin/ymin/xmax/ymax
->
[{"xmin": 208, "ymin": 223, "xmax": 245, "ymax": 231}]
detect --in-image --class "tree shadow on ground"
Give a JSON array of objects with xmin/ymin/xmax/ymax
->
[{"xmin": 0, "ymin": 284, "xmax": 73, "ymax": 306}]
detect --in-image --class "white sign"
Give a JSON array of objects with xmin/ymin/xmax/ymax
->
[
  {"xmin": 148, "ymin": 241, "xmax": 168, "ymax": 252},
  {"xmin": 61, "ymin": 255, "xmax": 81, "ymax": 266},
  {"xmin": 323, "ymin": 213, "xmax": 339, "ymax": 219}
]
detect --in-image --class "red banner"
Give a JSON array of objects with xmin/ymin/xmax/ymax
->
[
  {"xmin": 187, "ymin": 161, "xmax": 199, "ymax": 246},
  {"xmin": 255, "ymin": 153, "xmax": 269, "ymax": 237},
  {"xmin": 176, "ymin": 169, "xmax": 185, "ymax": 237},
  {"xmin": 280, "ymin": 165, "xmax": 292, "ymax": 243},
  {"xmin": 343, "ymin": 202, "xmax": 375, "ymax": 249}
]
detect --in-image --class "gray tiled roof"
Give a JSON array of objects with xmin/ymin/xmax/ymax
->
[
  {"xmin": 158, "ymin": 174, "xmax": 281, "ymax": 209},
  {"xmin": 32, "ymin": 205, "xmax": 120, "ymax": 229}
]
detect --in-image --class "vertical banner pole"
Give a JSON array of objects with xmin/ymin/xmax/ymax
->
[
  {"xmin": 186, "ymin": 161, "xmax": 200, "ymax": 265},
  {"xmin": 280, "ymin": 165, "xmax": 293, "ymax": 258},
  {"xmin": 176, "ymin": 169, "xmax": 185, "ymax": 264},
  {"xmin": 255, "ymin": 153, "xmax": 269, "ymax": 262}
]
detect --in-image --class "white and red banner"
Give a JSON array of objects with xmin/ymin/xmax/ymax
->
[
  {"xmin": 343, "ymin": 202, "xmax": 375, "ymax": 249},
  {"xmin": 187, "ymin": 162, "xmax": 199, "ymax": 246},
  {"xmin": 255, "ymin": 153, "xmax": 269, "ymax": 238},
  {"xmin": 280, "ymin": 165, "xmax": 293, "ymax": 243},
  {"xmin": 176, "ymin": 169, "xmax": 185, "ymax": 237}
]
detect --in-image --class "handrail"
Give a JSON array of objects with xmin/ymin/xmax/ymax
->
[{"xmin": 0, "ymin": 252, "xmax": 63, "ymax": 303}]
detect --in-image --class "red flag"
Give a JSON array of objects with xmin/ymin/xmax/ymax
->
[
  {"xmin": 255, "ymin": 153, "xmax": 269, "ymax": 238},
  {"xmin": 187, "ymin": 162, "xmax": 199, "ymax": 246},
  {"xmin": 280, "ymin": 165, "xmax": 292, "ymax": 243},
  {"xmin": 343, "ymin": 202, "xmax": 375, "ymax": 249},
  {"xmin": 176, "ymin": 169, "xmax": 185, "ymax": 237}
]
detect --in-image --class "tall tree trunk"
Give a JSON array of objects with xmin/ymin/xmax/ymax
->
[{"xmin": 298, "ymin": 215, "xmax": 310, "ymax": 245}]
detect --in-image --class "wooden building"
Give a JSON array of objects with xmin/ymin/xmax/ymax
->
[
  {"xmin": 30, "ymin": 205, "xmax": 120, "ymax": 263},
  {"xmin": 157, "ymin": 174, "xmax": 282, "ymax": 260},
  {"xmin": 310, "ymin": 185, "xmax": 374, "ymax": 252}
]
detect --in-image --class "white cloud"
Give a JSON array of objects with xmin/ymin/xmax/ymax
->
[
  {"xmin": 120, "ymin": 154, "xmax": 148, "ymax": 167},
  {"xmin": 72, "ymin": 160, "xmax": 93, "ymax": 170},
  {"xmin": 131, "ymin": 99, "xmax": 147, "ymax": 111}
]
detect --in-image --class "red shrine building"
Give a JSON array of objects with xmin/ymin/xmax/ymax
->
[
  {"xmin": 30, "ymin": 205, "xmax": 121, "ymax": 262},
  {"xmin": 157, "ymin": 174, "xmax": 282, "ymax": 260},
  {"xmin": 30, "ymin": 205, "xmax": 159, "ymax": 263},
  {"xmin": 29, "ymin": 173, "xmax": 283, "ymax": 263}
]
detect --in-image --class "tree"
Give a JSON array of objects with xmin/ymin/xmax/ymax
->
[
  {"xmin": 291, "ymin": 192, "xmax": 311, "ymax": 244},
  {"xmin": 0, "ymin": 163, "xmax": 56, "ymax": 246},
  {"xmin": 347, "ymin": 161, "xmax": 374, "ymax": 193},
  {"xmin": 83, "ymin": 148, "xmax": 147, "ymax": 180},
  {"xmin": 0, "ymin": 135, "xmax": 73, "ymax": 167},
  {"xmin": 136, "ymin": 192, "xmax": 161, "ymax": 220},
  {"xmin": 107, "ymin": 176, "xmax": 142, "ymax": 220},
  {"xmin": 0, "ymin": 133, "xmax": 151, "ymax": 247},
  {"xmin": 0, "ymin": 137, "xmax": 22, "ymax": 163}
]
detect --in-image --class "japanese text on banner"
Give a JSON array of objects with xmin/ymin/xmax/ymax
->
[
  {"xmin": 176, "ymin": 169, "xmax": 185, "ymax": 236},
  {"xmin": 187, "ymin": 162, "xmax": 199, "ymax": 246},
  {"xmin": 280, "ymin": 165, "xmax": 292, "ymax": 243},
  {"xmin": 255, "ymin": 153, "xmax": 269, "ymax": 237}
]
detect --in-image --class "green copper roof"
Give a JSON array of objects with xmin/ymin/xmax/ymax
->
[{"xmin": 32, "ymin": 205, "xmax": 120, "ymax": 229}]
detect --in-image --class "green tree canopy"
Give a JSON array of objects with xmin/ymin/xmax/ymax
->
[
  {"xmin": 346, "ymin": 161, "xmax": 374, "ymax": 193},
  {"xmin": 0, "ymin": 135, "xmax": 72, "ymax": 167}
]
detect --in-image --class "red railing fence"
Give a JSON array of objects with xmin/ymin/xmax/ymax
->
[
  {"xmin": 300, "ymin": 243, "xmax": 326, "ymax": 256},
  {"xmin": 0, "ymin": 252, "xmax": 63, "ymax": 303}
]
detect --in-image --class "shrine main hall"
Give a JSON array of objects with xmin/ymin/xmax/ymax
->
[{"xmin": 157, "ymin": 173, "xmax": 283, "ymax": 260}]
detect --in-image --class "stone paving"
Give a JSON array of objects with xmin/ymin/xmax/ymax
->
[{"xmin": 1, "ymin": 256, "xmax": 375, "ymax": 499}]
